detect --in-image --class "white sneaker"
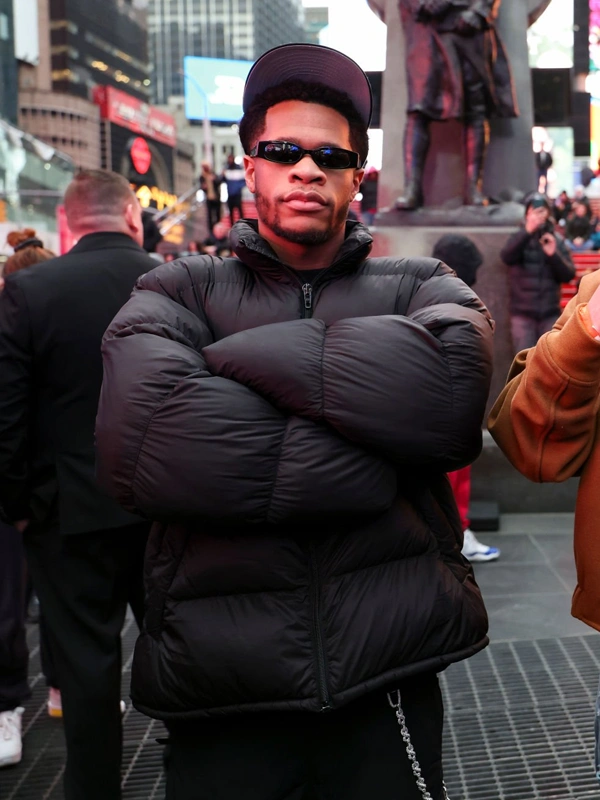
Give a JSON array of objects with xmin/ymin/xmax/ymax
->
[
  {"xmin": 461, "ymin": 528, "xmax": 500, "ymax": 562},
  {"xmin": 0, "ymin": 707, "xmax": 24, "ymax": 767}
]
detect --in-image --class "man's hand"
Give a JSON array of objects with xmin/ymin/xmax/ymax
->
[
  {"xmin": 525, "ymin": 206, "xmax": 549, "ymax": 234},
  {"xmin": 14, "ymin": 519, "xmax": 29, "ymax": 533},
  {"xmin": 454, "ymin": 10, "xmax": 484, "ymax": 35},
  {"xmin": 540, "ymin": 233, "xmax": 557, "ymax": 258}
]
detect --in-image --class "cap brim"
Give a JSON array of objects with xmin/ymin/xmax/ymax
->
[{"xmin": 243, "ymin": 44, "xmax": 373, "ymax": 129}]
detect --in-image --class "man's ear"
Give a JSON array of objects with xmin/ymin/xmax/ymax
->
[
  {"xmin": 351, "ymin": 168, "xmax": 365, "ymax": 201},
  {"xmin": 243, "ymin": 154, "xmax": 256, "ymax": 195},
  {"xmin": 124, "ymin": 203, "xmax": 142, "ymax": 240}
]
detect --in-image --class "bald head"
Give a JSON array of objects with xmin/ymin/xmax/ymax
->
[{"xmin": 64, "ymin": 170, "xmax": 144, "ymax": 246}]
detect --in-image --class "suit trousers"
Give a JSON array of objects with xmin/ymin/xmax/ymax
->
[
  {"xmin": 23, "ymin": 520, "xmax": 149, "ymax": 800},
  {"xmin": 164, "ymin": 672, "xmax": 445, "ymax": 800},
  {"xmin": 0, "ymin": 522, "xmax": 30, "ymax": 712}
]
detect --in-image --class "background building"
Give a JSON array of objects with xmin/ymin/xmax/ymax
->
[
  {"xmin": 48, "ymin": 0, "xmax": 150, "ymax": 102},
  {"xmin": 303, "ymin": 6, "xmax": 328, "ymax": 45},
  {"xmin": 0, "ymin": 0, "xmax": 18, "ymax": 124},
  {"xmin": 147, "ymin": 0, "xmax": 306, "ymax": 105},
  {"xmin": 0, "ymin": 0, "xmax": 74, "ymax": 256},
  {"xmin": 19, "ymin": 0, "xmax": 194, "ymax": 197}
]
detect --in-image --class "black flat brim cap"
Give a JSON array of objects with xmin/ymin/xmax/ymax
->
[{"xmin": 242, "ymin": 43, "xmax": 373, "ymax": 129}]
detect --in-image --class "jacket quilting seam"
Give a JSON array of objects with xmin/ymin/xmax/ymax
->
[
  {"xmin": 128, "ymin": 378, "xmax": 191, "ymax": 511},
  {"xmin": 438, "ymin": 338, "xmax": 455, "ymax": 455},
  {"xmin": 319, "ymin": 328, "xmax": 326, "ymax": 418},
  {"xmin": 265, "ymin": 417, "xmax": 292, "ymax": 524},
  {"xmin": 156, "ymin": 530, "xmax": 192, "ymax": 638}
]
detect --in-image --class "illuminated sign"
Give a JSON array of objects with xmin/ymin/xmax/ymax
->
[
  {"xmin": 183, "ymin": 56, "xmax": 253, "ymax": 122},
  {"xmin": 135, "ymin": 185, "xmax": 178, "ymax": 211},
  {"xmin": 94, "ymin": 86, "xmax": 177, "ymax": 147},
  {"xmin": 130, "ymin": 137, "xmax": 152, "ymax": 175}
]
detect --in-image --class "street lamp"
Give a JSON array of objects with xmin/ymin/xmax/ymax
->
[{"xmin": 180, "ymin": 68, "xmax": 214, "ymax": 168}]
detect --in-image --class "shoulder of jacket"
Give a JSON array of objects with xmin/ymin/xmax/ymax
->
[
  {"xmin": 362, "ymin": 256, "xmax": 450, "ymax": 280},
  {"xmin": 136, "ymin": 255, "xmax": 246, "ymax": 294}
]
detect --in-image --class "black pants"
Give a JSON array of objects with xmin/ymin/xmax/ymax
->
[
  {"xmin": 206, "ymin": 199, "xmax": 222, "ymax": 231},
  {"xmin": 227, "ymin": 192, "xmax": 243, "ymax": 226},
  {"xmin": 0, "ymin": 522, "xmax": 30, "ymax": 712},
  {"xmin": 23, "ymin": 521, "xmax": 149, "ymax": 800},
  {"xmin": 164, "ymin": 673, "xmax": 445, "ymax": 800}
]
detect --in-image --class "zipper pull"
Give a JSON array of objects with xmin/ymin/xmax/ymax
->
[{"xmin": 302, "ymin": 283, "xmax": 313, "ymax": 310}]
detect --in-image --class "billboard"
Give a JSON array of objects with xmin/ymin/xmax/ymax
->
[
  {"xmin": 183, "ymin": 56, "xmax": 253, "ymax": 123},
  {"xmin": 93, "ymin": 85, "xmax": 177, "ymax": 148}
]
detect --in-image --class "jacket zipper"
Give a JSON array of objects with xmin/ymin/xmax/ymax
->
[
  {"xmin": 309, "ymin": 542, "xmax": 332, "ymax": 710},
  {"xmin": 302, "ymin": 283, "xmax": 313, "ymax": 317}
]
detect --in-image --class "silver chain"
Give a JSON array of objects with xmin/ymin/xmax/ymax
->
[{"xmin": 387, "ymin": 690, "xmax": 450, "ymax": 800}]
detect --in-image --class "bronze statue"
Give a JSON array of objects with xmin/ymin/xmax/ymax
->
[{"xmin": 396, "ymin": 0, "xmax": 519, "ymax": 209}]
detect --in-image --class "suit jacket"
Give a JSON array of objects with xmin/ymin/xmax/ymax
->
[{"xmin": 0, "ymin": 231, "xmax": 156, "ymax": 534}]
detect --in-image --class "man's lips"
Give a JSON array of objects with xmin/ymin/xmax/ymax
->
[{"xmin": 283, "ymin": 191, "xmax": 327, "ymax": 212}]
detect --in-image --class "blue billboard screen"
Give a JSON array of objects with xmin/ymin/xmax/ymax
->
[{"xmin": 183, "ymin": 56, "xmax": 253, "ymax": 122}]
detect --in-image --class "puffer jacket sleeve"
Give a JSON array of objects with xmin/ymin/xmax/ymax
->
[
  {"xmin": 203, "ymin": 262, "xmax": 494, "ymax": 473},
  {"xmin": 96, "ymin": 265, "xmax": 396, "ymax": 524}
]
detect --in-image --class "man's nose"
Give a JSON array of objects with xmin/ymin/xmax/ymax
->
[{"xmin": 290, "ymin": 153, "xmax": 326, "ymax": 181}]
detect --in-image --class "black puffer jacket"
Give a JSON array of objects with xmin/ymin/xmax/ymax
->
[
  {"xmin": 96, "ymin": 220, "xmax": 494, "ymax": 721},
  {"xmin": 501, "ymin": 227, "xmax": 575, "ymax": 319}
]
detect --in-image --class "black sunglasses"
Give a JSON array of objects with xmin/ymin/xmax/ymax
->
[{"xmin": 249, "ymin": 140, "xmax": 362, "ymax": 170}]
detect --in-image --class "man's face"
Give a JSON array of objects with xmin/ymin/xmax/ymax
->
[{"xmin": 243, "ymin": 100, "xmax": 363, "ymax": 250}]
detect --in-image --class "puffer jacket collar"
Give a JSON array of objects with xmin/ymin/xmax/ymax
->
[{"xmin": 229, "ymin": 218, "xmax": 374, "ymax": 281}]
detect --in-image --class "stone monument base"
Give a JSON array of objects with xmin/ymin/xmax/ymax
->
[{"xmin": 376, "ymin": 201, "xmax": 525, "ymax": 228}]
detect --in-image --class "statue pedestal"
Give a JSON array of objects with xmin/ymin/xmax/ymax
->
[
  {"xmin": 376, "ymin": 202, "xmax": 525, "ymax": 228},
  {"xmin": 370, "ymin": 224, "xmax": 516, "ymax": 419}
]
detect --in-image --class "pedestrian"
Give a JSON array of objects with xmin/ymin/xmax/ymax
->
[
  {"xmin": 222, "ymin": 153, "xmax": 245, "ymax": 225},
  {"xmin": 431, "ymin": 234, "xmax": 500, "ymax": 562},
  {"xmin": 199, "ymin": 161, "xmax": 222, "ymax": 231},
  {"xmin": 0, "ymin": 171, "xmax": 157, "ymax": 799},
  {"xmin": 488, "ymin": 254, "xmax": 600, "ymax": 784},
  {"xmin": 96, "ymin": 43, "xmax": 494, "ymax": 800},
  {"xmin": 501, "ymin": 192, "xmax": 575, "ymax": 353},
  {"xmin": 0, "ymin": 229, "xmax": 58, "ymax": 768}
]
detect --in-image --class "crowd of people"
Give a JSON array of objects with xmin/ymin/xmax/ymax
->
[{"xmin": 0, "ymin": 41, "xmax": 600, "ymax": 800}]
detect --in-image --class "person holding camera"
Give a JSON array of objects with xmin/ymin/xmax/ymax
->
[{"xmin": 501, "ymin": 193, "xmax": 575, "ymax": 353}]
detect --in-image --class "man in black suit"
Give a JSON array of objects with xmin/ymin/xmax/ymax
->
[{"xmin": 0, "ymin": 170, "xmax": 156, "ymax": 800}]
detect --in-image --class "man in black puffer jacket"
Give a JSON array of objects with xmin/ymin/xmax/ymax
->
[{"xmin": 96, "ymin": 44, "xmax": 494, "ymax": 800}]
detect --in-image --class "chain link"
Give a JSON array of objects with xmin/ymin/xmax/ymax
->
[{"xmin": 387, "ymin": 690, "xmax": 450, "ymax": 800}]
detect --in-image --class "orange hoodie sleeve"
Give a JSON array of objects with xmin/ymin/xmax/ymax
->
[{"xmin": 488, "ymin": 270, "xmax": 600, "ymax": 483}]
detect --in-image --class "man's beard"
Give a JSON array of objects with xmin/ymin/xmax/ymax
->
[{"xmin": 254, "ymin": 187, "xmax": 350, "ymax": 246}]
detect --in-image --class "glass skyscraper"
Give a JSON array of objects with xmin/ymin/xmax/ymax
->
[{"xmin": 147, "ymin": 0, "xmax": 305, "ymax": 105}]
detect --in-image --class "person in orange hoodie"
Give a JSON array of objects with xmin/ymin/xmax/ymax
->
[{"xmin": 489, "ymin": 267, "xmax": 600, "ymax": 776}]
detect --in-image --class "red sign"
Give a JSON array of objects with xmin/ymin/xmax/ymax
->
[
  {"xmin": 130, "ymin": 137, "xmax": 152, "ymax": 174},
  {"xmin": 93, "ymin": 85, "xmax": 177, "ymax": 148}
]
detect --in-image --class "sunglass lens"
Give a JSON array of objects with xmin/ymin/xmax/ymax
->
[
  {"xmin": 316, "ymin": 148, "xmax": 352, "ymax": 169},
  {"xmin": 264, "ymin": 142, "xmax": 301, "ymax": 164}
]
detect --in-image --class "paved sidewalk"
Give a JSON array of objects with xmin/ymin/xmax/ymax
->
[{"xmin": 2, "ymin": 513, "xmax": 599, "ymax": 800}]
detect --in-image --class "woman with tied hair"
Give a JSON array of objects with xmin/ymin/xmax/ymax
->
[
  {"xmin": 0, "ymin": 228, "xmax": 60, "ymax": 772},
  {"xmin": 4, "ymin": 228, "xmax": 55, "ymax": 276}
]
